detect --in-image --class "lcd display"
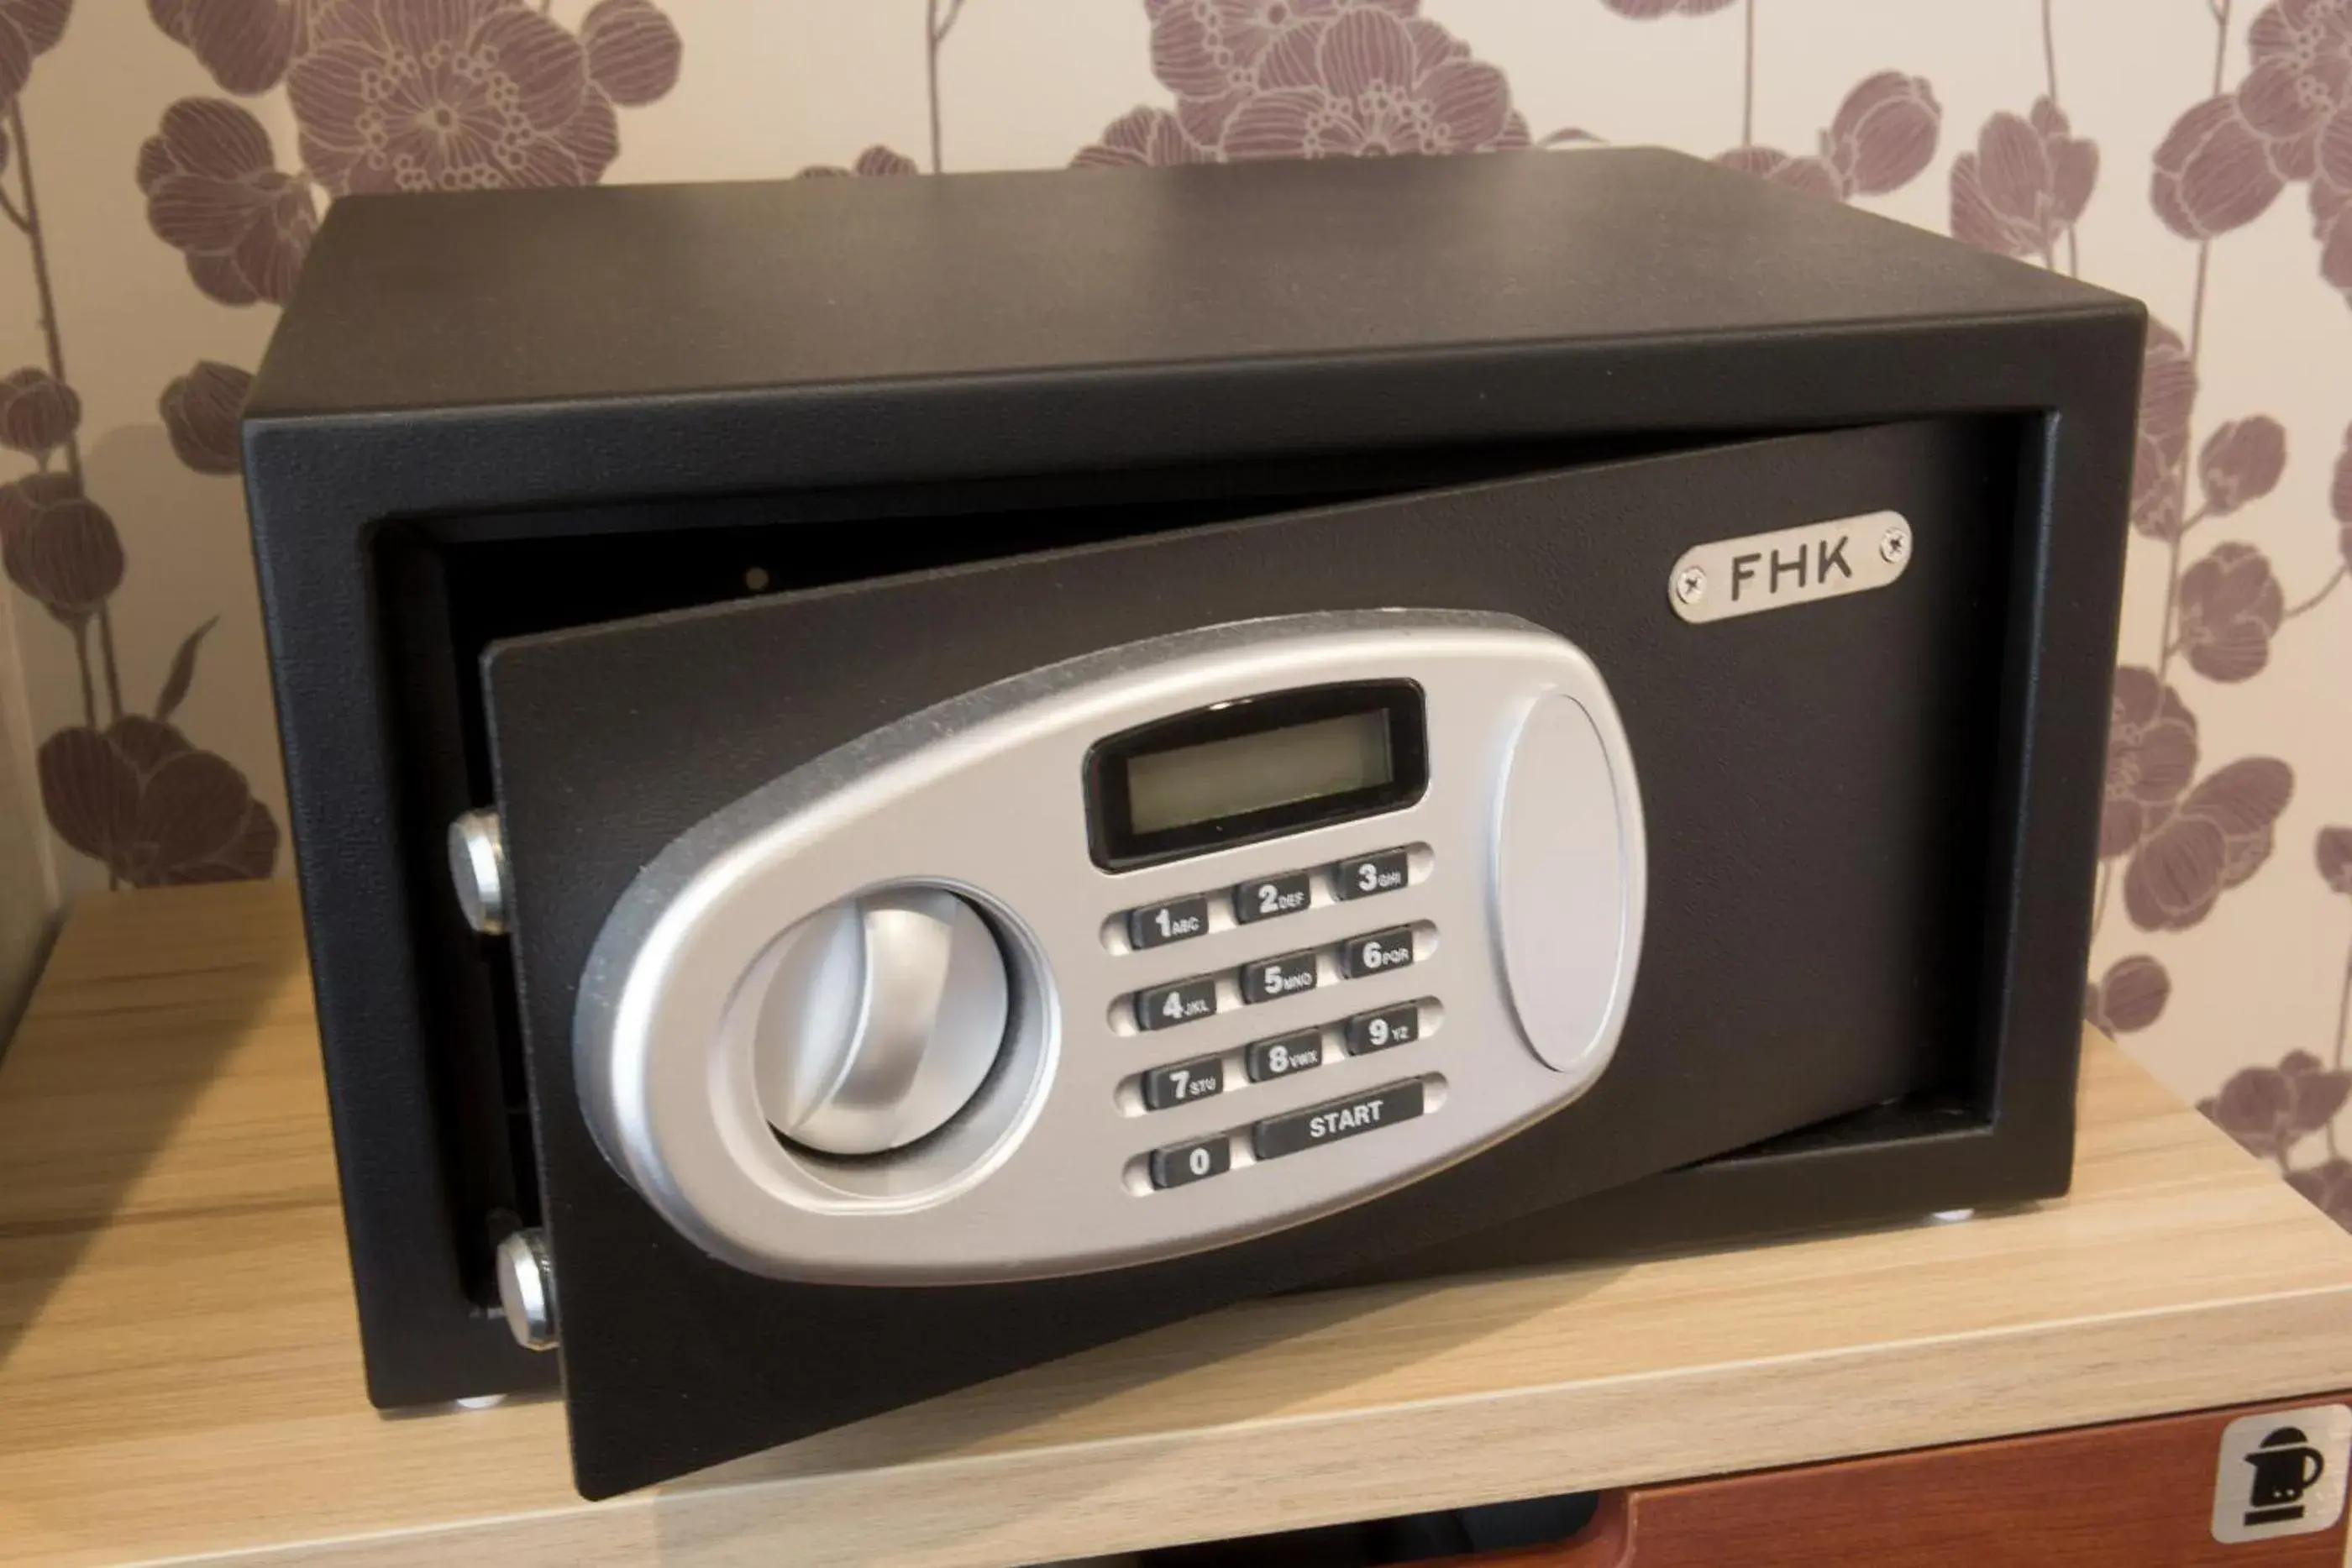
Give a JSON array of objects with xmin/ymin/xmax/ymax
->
[
  {"xmin": 1126, "ymin": 710, "xmax": 1394, "ymax": 835},
  {"xmin": 1084, "ymin": 681, "xmax": 1428, "ymax": 871}
]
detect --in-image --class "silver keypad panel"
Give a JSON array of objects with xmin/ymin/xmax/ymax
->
[{"xmin": 573, "ymin": 610, "xmax": 1648, "ymax": 1285}]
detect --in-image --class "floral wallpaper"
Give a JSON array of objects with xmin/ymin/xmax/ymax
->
[{"xmin": 2, "ymin": 2, "xmax": 2347, "ymax": 1228}]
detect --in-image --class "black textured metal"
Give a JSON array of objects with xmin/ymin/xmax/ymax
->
[{"xmin": 239, "ymin": 147, "xmax": 2142, "ymax": 1492}]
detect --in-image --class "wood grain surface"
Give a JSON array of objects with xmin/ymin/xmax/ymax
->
[
  {"xmin": 4, "ymin": 882, "xmax": 2352, "ymax": 1567},
  {"xmin": 1472, "ymin": 1393, "xmax": 2352, "ymax": 1566}
]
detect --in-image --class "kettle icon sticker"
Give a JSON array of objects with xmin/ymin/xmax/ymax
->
[
  {"xmin": 2213, "ymin": 1404, "xmax": 2351, "ymax": 1544},
  {"xmin": 2244, "ymin": 1427, "xmax": 2327, "ymax": 1526}
]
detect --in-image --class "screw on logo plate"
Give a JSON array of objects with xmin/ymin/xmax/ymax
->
[
  {"xmin": 1672, "ymin": 565, "xmax": 1707, "ymax": 605},
  {"xmin": 1878, "ymin": 526, "xmax": 1910, "ymax": 565}
]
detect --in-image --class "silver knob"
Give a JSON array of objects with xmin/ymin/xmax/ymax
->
[
  {"xmin": 751, "ymin": 887, "xmax": 1010, "ymax": 1156},
  {"xmin": 449, "ymin": 809, "xmax": 509, "ymax": 936},
  {"xmin": 496, "ymin": 1228, "xmax": 556, "ymax": 1350}
]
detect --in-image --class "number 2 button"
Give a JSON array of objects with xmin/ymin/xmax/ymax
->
[{"xmin": 1233, "ymin": 872, "xmax": 1309, "ymax": 925}]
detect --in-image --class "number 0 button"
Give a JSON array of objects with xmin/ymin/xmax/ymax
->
[{"xmin": 1150, "ymin": 1135, "xmax": 1231, "ymax": 1189}]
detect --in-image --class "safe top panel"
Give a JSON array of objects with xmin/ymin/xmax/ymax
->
[{"xmin": 249, "ymin": 149, "xmax": 2124, "ymax": 423}]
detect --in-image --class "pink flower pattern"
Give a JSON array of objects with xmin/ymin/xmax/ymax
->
[
  {"xmin": 1079, "ymin": 1, "xmax": 1526, "ymax": 166},
  {"xmin": 2175, "ymin": 542, "xmax": 2286, "ymax": 683},
  {"xmin": 291, "ymin": 0, "xmax": 621, "ymax": 192},
  {"xmin": 137, "ymin": 97, "xmax": 316, "ymax": 307},
  {"xmin": 2103, "ymin": 667, "xmax": 2200, "ymax": 860},
  {"xmin": 1600, "ymin": 0, "xmax": 1737, "ymax": 14},
  {"xmin": 1713, "ymin": 73, "xmax": 1941, "ymax": 206},
  {"xmin": 2147, "ymin": 0, "xmax": 2352, "ymax": 302},
  {"xmin": 1950, "ymin": 97, "xmax": 2097, "ymax": 261}
]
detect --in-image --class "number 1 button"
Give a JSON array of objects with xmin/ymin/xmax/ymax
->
[{"xmin": 1129, "ymin": 895, "xmax": 1208, "ymax": 951}]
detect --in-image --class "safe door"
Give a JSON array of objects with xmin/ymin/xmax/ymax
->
[{"xmin": 476, "ymin": 418, "xmax": 2041, "ymax": 1496}]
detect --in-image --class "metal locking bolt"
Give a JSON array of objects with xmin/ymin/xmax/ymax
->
[
  {"xmin": 495, "ymin": 1227, "xmax": 557, "ymax": 1351},
  {"xmin": 449, "ymin": 808, "xmax": 509, "ymax": 936}
]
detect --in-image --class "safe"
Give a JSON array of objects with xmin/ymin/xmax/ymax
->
[{"xmin": 240, "ymin": 147, "xmax": 2144, "ymax": 1497}]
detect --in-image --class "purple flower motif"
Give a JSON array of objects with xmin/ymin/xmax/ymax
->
[
  {"xmin": 0, "ymin": 0, "xmax": 68, "ymax": 108},
  {"xmin": 1074, "ymin": 108, "xmax": 1210, "ymax": 169},
  {"xmin": 0, "ymin": 365, "xmax": 77, "ymax": 456},
  {"xmin": 796, "ymin": 146, "xmax": 923, "ymax": 179},
  {"xmin": 1824, "ymin": 72, "xmax": 1941, "ymax": 197},
  {"xmin": 2317, "ymin": 176, "xmax": 2352, "ymax": 304},
  {"xmin": 289, "ymin": 0, "xmax": 625, "ymax": 194},
  {"xmin": 2318, "ymin": 826, "xmax": 2352, "ymax": 894},
  {"xmin": 2199, "ymin": 416, "xmax": 2289, "ymax": 516},
  {"xmin": 2239, "ymin": 0, "xmax": 2352, "ymax": 182},
  {"xmin": 35, "ymin": 717, "xmax": 278, "ymax": 888},
  {"xmin": 159, "ymin": 361, "xmax": 251, "ymax": 476},
  {"xmin": 1083, "ymin": 1, "xmax": 1525, "ymax": 167},
  {"xmin": 2288, "ymin": 1158, "xmax": 2352, "ymax": 1232},
  {"xmin": 2176, "ymin": 542, "xmax": 2286, "ymax": 683},
  {"xmin": 2152, "ymin": 94, "xmax": 2286, "ymax": 239},
  {"xmin": 2125, "ymin": 757, "xmax": 2295, "ymax": 931},
  {"xmin": 2083, "ymin": 954, "xmax": 2171, "ymax": 1036},
  {"xmin": 2132, "ymin": 320, "xmax": 2199, "ymax": 541},
  {"xmin": 2199, "ymin": 1050, "xmax": 2352, "ymax": 1161},
  {"xmin": 1146, "ymin": 0, "xmax": 1409, "ymax": 147},
  {"xmin": 0, "ymin": 474, "xmax": 123, "ymax": 628},
  {"xmin": 581, "ymin": 0, "xmax": 682, "ymax": 108},
  {"xmin": 1950, "ymin": 97, "xmax": 2099, "ymax": 261},
  {"xmin": 146, "ymin": 0, "xmax": 297, "ymax": 96},
  {"xmin": 1714, "ymin": 73, "xmax": 1941, "ymax": 205},
  {"xmin": 1715, "ymin": 145, "xmax": 1841, "ymax": 202},
  {"xmin": 1223, "ymin": 8, "xmax": 1522, "ymax": 160},
  {"xmin": 2335, "ymin": 419, "xmax": 2352, "ymax": 569},
  {"xmin": 2102, "ymin": 665, "xmax": 2199, "ymax": 859},
  {"xmin": 137, "ymin": 97, "xmax": 316, "ymax": 308},
  {"xmin": 1599, "ymin": 0, "xmax": 1740, "ymax": 13}
]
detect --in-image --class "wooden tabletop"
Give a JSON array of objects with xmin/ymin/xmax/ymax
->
[{"xmin": 6, "ymin": 882, "xmax": 2352, "ymax": 1567}]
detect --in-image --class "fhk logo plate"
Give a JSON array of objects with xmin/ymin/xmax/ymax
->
[
  {"xmin": 1668, "ymin": 511, "xmax": 1912, "ymax": 625},
  {"xmin": 2211, "ymin": 1403, "xmax": 2351, "ymax": 1544}
]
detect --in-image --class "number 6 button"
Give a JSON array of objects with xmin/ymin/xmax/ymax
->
[{"xmin": 1341, "ymin": 927, "xmax": 1416, "ymax": 978}]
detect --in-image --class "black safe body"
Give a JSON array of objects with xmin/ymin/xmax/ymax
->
[{"xmin": 242, "ymin": 148, "xmax": 2143, "ymax": 1497}]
